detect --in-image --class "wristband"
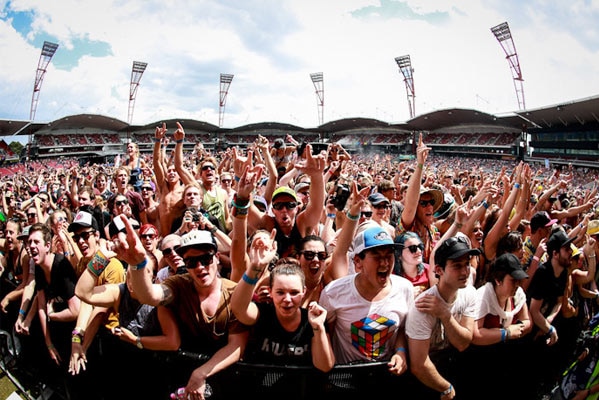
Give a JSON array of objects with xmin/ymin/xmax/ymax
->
[
  {"xmin": 232, "ymin": 207, "xmax": 249, "ymax": 217},
  {"xmin": 532, "ymin": 256, "xmax": 540, "ymax": 262},
  {"xmin": 327, "ymin": 213, "xmax": 336, "ymax": 218},
  {"xmin": 548, "ymin": 325, "xmax": 555, "ymax": 335},
  {"xmin": 514, "ymin": 183, "xmax": 521, "ymax": 189},
  {"xmin": 153, "ymin": 137, "xmax": 161, "ymax": 143},
  {"xmin": 500, "ymin": 328, "xmax": 506, "ymax": 343},
  {"xmin": 346, "ymin": 211, "xmax": 360, "ymax": 221},
  {"xmin": 175, "ymin": 139, "xmax": 183, "ymax": 143},
  {"xmin": 234, "ymin": 176, "xmax": 241, "ymax": 182},
  {"xmin": 480, "ymin": 200, "xmax": 489, "ymax": 209},
  {"xmin": 395, "ymin": 347, "xmax": 406, "ymax": 353},
  {"xmin": 242, "ymin": 272, "xmax": 259, "ymax": 285},
  {"xmin": 71, "ymin": 335, "xmax": 82, "ymax": 344},
  {"xmin": 209, "ymin": 226, "xmax": 218, "ymax": 234},
  {"xmin": 417, "ymin": 163, "xmax": 423, "ymax": 170},
  {"xmin": 19, "ymin": 309, "xmax": 26, "ymax": 317},
  {"xmin": 441, "ymin": 384, "xmax": 453, "ymax": 396},
  {"xmin": 131, "ymin": 258, "xmax": 148, "ymax": 271},
  {"xmin": 87, "ymin": 249, "xmax": 110, "ymax": 277},
  {"xmin": 231, "ymin": 200, "xmax": 250, "ymax": 209}
]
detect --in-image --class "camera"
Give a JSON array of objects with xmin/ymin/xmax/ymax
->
[{"xmin": 331, "ymin": 183, "xmax": 350, "ymax": 211}]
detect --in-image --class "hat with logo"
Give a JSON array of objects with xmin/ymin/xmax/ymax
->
[
  {"xmin": 272, "ymin": 186, "xmax": 298, "ymax": 202},
  {"xmin": 179, "ymin": 230, "xmax": 218, "ymax": 256},
  {"xmin": 368, "ymin": 192, "xmax": 390, "ymax": 206},
  {"xmin": 68, "ymin": 211, "xmax": 99, "ymax": 232},
  {"xmin": 530, "ymin": 211, "xmax": 558, "ymax": 232},
  {"xmin": 588, "ymin": 220, "xmax": 599, "ymax": 236},
  {"xmin": 434, "ymin": 235, "xmax": 481, "ymax": 266},
  {"xmin": 352, "ymin": 226, "xmax": 397, "ymax": 255},
  {"xmin": 547, "ymin": 230, "xmax": 575, "ymax": 255},
  {"xmin": 493, "ymin": 253, "xmax": 528, "ymax": 280}
]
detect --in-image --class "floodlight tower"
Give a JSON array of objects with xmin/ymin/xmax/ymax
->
[
  {"xmin": 310, "ymin": 72, "xmax": 324, "ymax": 125},
  {"xmin": 30, "ymin": 41, "xmax": 59, "ymax": 122},
  {"xmin": 219, "ymin": 73, "xmax": 234, "ymax": 127},
  {"xmin": 491, "ymin": 21, "xmax": 526, "ymax": 110},
  {"xmin": 395, "ymin": 55, "xmax": 415, "ymax": 119},
  {"xmin": 128, "ymin": 61, "xmax": 148, "ymax": 125}
]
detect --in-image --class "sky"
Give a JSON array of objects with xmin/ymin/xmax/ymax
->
[{"xmin": 1, "ymin": 0, "xmax": 599, "ymax": 145}]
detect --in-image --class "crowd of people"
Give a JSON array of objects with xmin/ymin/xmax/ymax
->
[{"xmin": 1, "ymin": 124, "xmax": 599, "ymax": 400}]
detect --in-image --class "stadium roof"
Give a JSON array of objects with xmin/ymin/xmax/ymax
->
[{"xmin": 1, "ymin": 95, "xmax": 598, "ymax": 137}]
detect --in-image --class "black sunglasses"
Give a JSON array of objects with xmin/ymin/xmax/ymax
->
[
  {"xmin": 201, "ymin": 165, "xmax": 215, "ymax": 171},
  {"xmin": 272, "ymin": 202, "xmax": 298, "ymax": 211},
  {"xmin": 73, "ymin": 230, "xmax": 96, "ymax": 241},
  {"xmin": 162, "ymin": 245, "xmax": 180, "ymax": 256},
  {"xmin": 27, "ymin": 213, "xmax": 37, "ymax": 218},
  {"xmin": 301, "ymin": 250, "xmax": 328, "ymax": 261},
  {"xmin": 361, "ymin": 211, "xmax": 373, "ymax": 218},
  {"xmin": 185, "ymin": 253, "xmax": 215, "ymax": 269},
  {"xmin": 140, "ymin": 234, "xmax": 157, "ymax": 239},
  {"xmin": 418, "ymin": 199, "xmax": 435, "ymax": 207},
  {"xmin": 373, "ymin": 203, "xmax": 390, "ymax": 210},
  {"xmin": 403, "ymin": 243, "xmax": 424, "ymax": 254},
  {"xmin": 115, "ymin": 199, "xmax": 129, "ymax": 206},
  {"xmin": 141, "ymin": 187, "xmax": 153, "ymax": 191}
]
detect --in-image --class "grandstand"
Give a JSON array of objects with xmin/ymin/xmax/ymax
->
[{"xmin": 0, "ymin": 94, "xmax": 598, "ymax": 169}]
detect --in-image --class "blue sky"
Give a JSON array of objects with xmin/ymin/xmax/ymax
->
[{"xmin": 1, "ymin": 0, "xmax": 598, "ymax": 143}]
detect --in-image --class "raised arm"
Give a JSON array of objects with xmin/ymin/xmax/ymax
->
[
  {"xmin": 401, "ymin": 133, "xmax": 430, "ymax": 229},
  {"xmin": 173, "ymin": 122, "xmax": 196, "ymax": 186}
]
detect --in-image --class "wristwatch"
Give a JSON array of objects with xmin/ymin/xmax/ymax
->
[{"xmin": 136, "ymin": 335, "xmax": 143, "ymax": 349}]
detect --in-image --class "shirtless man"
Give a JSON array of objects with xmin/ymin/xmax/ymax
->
[{"xmin": 153, "ymin": 122, "xmax": 187, "ymax": 237}]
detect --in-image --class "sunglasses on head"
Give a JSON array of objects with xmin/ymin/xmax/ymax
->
[
  {"xmin": 73, "ymin": 230, "xmax": 96, "ymax": 241},
  {"xmin": 404, "ymin": 243, "xmax": 424, "ymax": 254},
  {"xmin": 272, "ymin": 201, "xmax": 298, "ymax": 211},
  {"xmin": 418, "ymin": 199, "xmax": 435, "ymax": 207},
  {"xmin": 361, "ymin": 211, "xmax": 373, "ymax": 218},
  {"xmin": 201, "ymin": 165, "xmax": 215, "ymax": 171},
  {"xmin": 162, "ymin": 245, "xmax": 180, "ymax": 256},
  {"xmin": 140, "ymin": 233, "xmax": 157, "ymax": 239},
  {"xmin": 185, "ymin": 253, "xmax": 215, "ymax": 269},
  {"xmin": 115, "ymin": 199, "xmax": 129, "ymax": 206},
  {"xmin": 301, "ymin": 250, "xmax": 328, "ymax": 261}
]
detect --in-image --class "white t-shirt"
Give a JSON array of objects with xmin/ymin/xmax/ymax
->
[
  {"xmin": 155, "ymin": 266, "xmax": 173, "ymax": 283},
  {"xmin": 475, "ymin": 282, "xmax": 527, "ymax": 327},
  {"xmin": 405, "ymin": 285, "xmax": 478, "ymax": 353},
  {"xmin": 319, "ymin": 274, "xmax": 414, "ymax": 364}
]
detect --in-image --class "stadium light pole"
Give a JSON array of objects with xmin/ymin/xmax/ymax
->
[
  {"xmin": 28, "ymin": 41, "xmax": 58, "ymax": 159},
  {"xmin": 128, "ymin": 61, "xmax": 148, "ymax": 126},
  {"xmin": 219, "ymin": 73, "xmax": 234, "ymax": 128},
  {"xmin": 395, "ymin": 55, "xmax": 415, "ymax": 119},
  {"xmin": 491, "ymin": 21, "xmax": 526, "ymax": 110},
  {"xmin": 310, "ymin": 72, "xmax": 324, "ymax": 126}
]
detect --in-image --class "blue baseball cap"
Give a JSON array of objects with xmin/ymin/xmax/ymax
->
[{"xmin": 352, "ymin": 226, "xmax": 396, "ymax": 255}]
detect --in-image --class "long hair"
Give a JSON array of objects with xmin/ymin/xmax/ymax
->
[{"xmin": 394, "ymin": 231, "xmax": 425, "ymax": 276}]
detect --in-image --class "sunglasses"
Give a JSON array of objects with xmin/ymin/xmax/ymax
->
[
  {"xmin": 201, "ymin": 165, "xmax": 215, "ymax": 171},
  {"xmin": 404, "ymin": 243, "xmax": 424, "ymax": 254},
  {"xmin": 272, "ymin": 202, "xmax": 298, "ymax": 211},
  {"xmin": 301, "ymin": 250, "xmax": 328, "ymax": 261},
  {"xmin": 140, "ymin": 234, "xmax": 157, "ymax": 240},
  {"xmin": 361, "ymin": 211, "xmax": 373, "ymax": 218},
  {"xmin": 221, "ymin": 179, "xmax": 231, "ymax": 183},
  {"xmin": 73, "ymin": 230, "xmax": 96, "ymax": 241},
  {"xmin": 418, "ymin": 199, "xmax": 435, "ymax": 207},
  {"xmin": 373, "ymin": 204, "xmax": 390, "ymax": 210},
  {"xmin": 162, "ymin": 245, "xmax": 180, "ymax": 256},
  {"xmin": 27, "ymin": 213, "xmax": 37, "ymax": 218},
  {"xmin": 115, "ymin": 199, "xmax": 129, "ymax": 206},
  {"xmin": 39, "ymin": 197, "xmax": 49, "ymax": 202},
  {"xmin": 141, "ymin": 187, "xmax": 153, "ymax": 191},
  {"xmin": 185, "ymin": 253, "xmax": 215, "ymax": 269}
]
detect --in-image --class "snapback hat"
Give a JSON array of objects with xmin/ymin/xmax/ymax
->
[
  {"xmin": 352, "ymin": 226, "xmax": 396, "ymax": 255},
  {"xmin": 530, "ymin": 211, "xmax": 558, "ymax": 232},
  {"xmin": 493, "ymin": 253, "xmax": 529, "ymax": 280},
  {"xmin": 179, "ymin": 230, "xmax": 218, "ymax": 256},
  {"xmin": 68, "ymin": 211, "xmax": 99, "ymax": 232},
  {"xmin": 272, "ymin": 186, "xmax": 298, "ymax": 202},
  {"xmin": 546, "ymin": 229, "xmax": 575, "ymax": 255},
  {"xmin": 294, "ymin": 182, "xmax": 310, "ymax": 193},
  {"xmin": 434, "ymin": 235, "xmax": 481, "ymax": 266},
  {"xmin": 17, "ymin": 225, "xmax": 31, "ymax": 241},
  {"xmin": 368, "ymin": 192, "xmax": 390, "ymax": 206}
]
